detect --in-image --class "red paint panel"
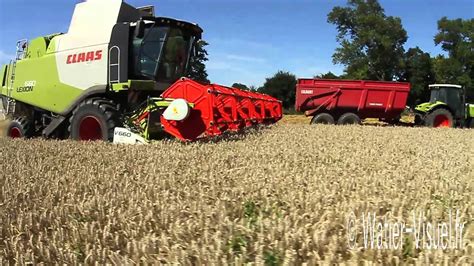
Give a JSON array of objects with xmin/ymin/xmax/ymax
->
[
  {"xmin": 295, "ymin": 79, "xmax": 410, "ymax": 120},
  {"xmin": 161, "ymin": 78, "xmax": 283, "ymax": 141}
]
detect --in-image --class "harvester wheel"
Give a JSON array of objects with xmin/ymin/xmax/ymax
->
[
  {"xmin": 6, "ymin": 117, "xmax": 33, "ymax": 138},
  {"xmin": 69, "ymin": 98, "xmax": 120, "ymax": 141},
  {"xmin": 337, "ymin": 113, "xmax": 361, "ymax": 125},
  {"xmin": 311, "ymin": 113, "xmax": 335, "ymax": 125},
  {"xmin": 424, "ymin": 108, "xmax": 453, "ymax": 128}
]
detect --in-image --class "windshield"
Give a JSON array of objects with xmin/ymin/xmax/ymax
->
[
  {"xmin": 429, "ymin": 88, "xmax": 447, "ymax": 103},
  {"xmin": 131, "ymin": 25, "xmax": 194, "ymax": 83}
]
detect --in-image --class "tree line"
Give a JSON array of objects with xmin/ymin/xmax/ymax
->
[{"xmin": 189, "ymin": 0, "xmax": 473, "ymax": 110}]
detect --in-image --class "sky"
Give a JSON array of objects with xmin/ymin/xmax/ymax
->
[{"xmin": 0, "ymin": 0, "xmax": 472, "ymax": 87}]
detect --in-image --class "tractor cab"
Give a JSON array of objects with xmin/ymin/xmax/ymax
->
[
  {"xmin": 129, "ymin": 17, "xmax": 203, "ymax": 89},
  {"xmin": 427, "ymin": 84, "xmax": 465, "ymax": 119}
]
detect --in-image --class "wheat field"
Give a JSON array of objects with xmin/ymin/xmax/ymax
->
[{"xmin": 0, "ymin": 123, "xmax": 473, "ymax": 264}]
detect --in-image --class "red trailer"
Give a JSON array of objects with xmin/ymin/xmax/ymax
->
[{"xmin": 295, "ymin": 79, "xmax": 411, "ymax": 125}]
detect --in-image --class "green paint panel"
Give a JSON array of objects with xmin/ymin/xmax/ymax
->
[
  {"xmin": 111, "ymin": 80, "xmax": 156, "ymax": 92},
  {"xmin": 27, "ymin": 37, "xmax": 48, "ymax": 59},
  {"xmin": 415, "ymin": 101, "xmax": 447, "ymax": 113},
  {"xmin": 0, "ymin": 65, "xmax": 7, "ymax": 95},
  {"xmin": 10, "ymin": 52, "xmax": 83, "ymax": 114},
  {"xmin": 468, "ymin": 104, "xmax": 474, "ymax": 118}
]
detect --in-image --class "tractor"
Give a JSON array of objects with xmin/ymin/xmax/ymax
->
[
  {"xmin": 0, "ymin": 0, "xmax": 282, "ymax": 143},
  {"xmin": 415, "ymin": 84, "xmax": 474, "ymax": 128}
]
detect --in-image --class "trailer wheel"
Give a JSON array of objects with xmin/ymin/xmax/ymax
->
[
  {"xmin": 311, "ymin": 113, "xmax": 335, "ymax": 125},
  {"xmin": 424, "ymin": 108, "xmax": 453, "ymax": 128},
  {"xmin": 69, "ymin": 98, "xmax": 120, "ymax": 141},
  {"xmin": 6, "ymin": 117, "xmax": 33, "ymax": 138},
  {"xmin": 337, "ymin": 113, "xmax": 361, "ymax": 125}
]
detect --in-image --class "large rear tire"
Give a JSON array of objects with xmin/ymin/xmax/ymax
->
[
  {"xmin": 311, "ymin": 113, "xmax": 335, "ymax": 125},
  {"xmin": 6, "ymin": 117, "xmax": 33, "ymax": 138},
  {"xmin": 337, "ymin": 112, "xmax": 361, "ymax": 125},
  {"xmin": 424, "ymin": 108, "xmax": 453, "ymax": 128},
  {"xmin": 69, "ymin": 98, "xmax": 120, "ymax": 141}
]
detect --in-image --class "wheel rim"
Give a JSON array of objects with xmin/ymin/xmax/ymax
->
[
  {"xmin": 79, "ymin": 116, "xmax": 103, "ymax": 140},
  {"xmin": 9, "ymin": 127, "xmax": 22, "ymax": 138},
  {"xmin": 433, "ymin": 115, "xmax": 451, "ymax": 128}
]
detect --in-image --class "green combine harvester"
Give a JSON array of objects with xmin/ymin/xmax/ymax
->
[
  {"xmin": 0, "ymin": 0, "xmax": 282, "ymax": 143},
  {"xmin": 415, "ymin": 84, "xmax": 474, "ymax": 128}
]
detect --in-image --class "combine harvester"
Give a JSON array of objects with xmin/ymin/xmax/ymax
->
[{"xmin": 0, "ymin": 0, "xmax": 282, "ymax": 143}]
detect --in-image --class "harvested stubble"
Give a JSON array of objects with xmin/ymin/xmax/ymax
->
[{"xmin": 0, "ymin": 124, "xmax": 473, "ymax": 264}]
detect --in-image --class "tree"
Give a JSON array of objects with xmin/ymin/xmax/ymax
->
[
  {"xmin": 315, "ymin": 71, "xmax": 340, "ymax": 79},
  {"xmin": 400, "ymin": 47, "xmax": 435, "ymax": 105},
  {"xmin": 248, "ymin": 85, "xmax": 258, "ymax": 92},
  {"xmin": 231, "ymin": 83, "xmax": 250, "ymax": 91},
  {"xmin": 187, "ymin": 40, "xmax": 210, "ymax": 83},
  {"xmin": 328, "ymin": 0, "xmax": 407, "ymax": 81},
  {"xmin": 259, "ymin": 71, "xmax": 297, "ymax": 110},
  {"xmin": 433, "ymin": 17, "xmax": 474, "ymax": 99}
]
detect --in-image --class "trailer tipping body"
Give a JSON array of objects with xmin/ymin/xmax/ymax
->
[{"xmin": 295, "ymin": 79, "xmax": 411, "ymax": 123}]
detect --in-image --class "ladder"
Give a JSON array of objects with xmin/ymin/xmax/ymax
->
[{"xmin": 5, "ymin": 39, "xmax": 28, "ymax": 115}]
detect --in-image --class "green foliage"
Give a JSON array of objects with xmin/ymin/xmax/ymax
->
[
  {"xmin": 433, "ymin": 17, "xmax": 474, "ymax": 100},
  {"xmin": 402, "ymin": 237, "xmax": 414, "ymax": 260},
  {"xmin": 243, "ymin": 200, "xmax": 259, "ymax": 226},
  {"xmin": 232, "ymin": 83, "xmax": 251, "ymax": 91},
  {"xmin": 259, "ymin": 71, "xmax": 297, "ymax": 109},
  {"xmin": 263, "ymin": 249, "xmax": 282, "ymax": 266},
  {"xmin": 227, "ymin": 234, "xmax": 248, "ymax": 255},
  {"xmin": 187, "ymin": 40, "xmax": 210, "ymax": 84},
  {"xmin": 328, "ymin": 0, "xmax": 407, "ymax": 81},
  {"xmin": 400, "ymin": 47, "xmax": 435, "ymax": 106},
  {"xmin": 315, "ymin": 71, "xmax": 341, "ymax": 79}
]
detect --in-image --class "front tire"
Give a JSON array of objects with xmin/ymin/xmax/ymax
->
[
  {"xmin": 69, "ymin": 98, "xmax": 120, "ymax": 141},
  {"xmin": 424, "ymin": 108, "xmax": 453, "ymax": 128},
  {"xmin": 6, "ymin": 117, "xmax": 33, "ymax": 138}
]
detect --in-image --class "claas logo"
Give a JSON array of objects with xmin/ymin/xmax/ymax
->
[{"xmin": 66, "ymin": 50, "xmax": 102, "ymax": 64}]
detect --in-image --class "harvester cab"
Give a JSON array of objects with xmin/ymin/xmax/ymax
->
[
  {"xmin": 0, "ymin": 0, "xmax": 283, "ymax": 142},
  {"xmin": 415, "ymin": 84, "xmax": 474, "ymax": 128},
  {"xmin": 129, "ymin": 15, "xmax": 202, "ymax": 88}
]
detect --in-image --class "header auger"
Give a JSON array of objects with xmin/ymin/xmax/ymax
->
[{"xmin": 0, "ymin": 0, "xmax": 282, "ymax": 143}]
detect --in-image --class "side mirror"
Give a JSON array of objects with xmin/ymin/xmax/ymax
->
[{"xmin": 134, "ymin": 19, "xmax": 145, "ymax": 38}]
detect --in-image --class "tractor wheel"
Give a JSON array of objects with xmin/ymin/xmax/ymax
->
[
  {"xmin": 311, "ymin": 113, "xmax": 335, "ymax": 125},
  {"xmin": 468, "ymin": 119, "xmax": 474, "ymax": 129},
  {"xmin": 337, "ymin": 112, "xmax": 361, "ymax": 125},
  {"xmin": 69, "ymin": 98, "xmax": 120, "ymax": 141},
  {"xmin": 424, "ymin": 108, "xmax": 453, "ymax": 128},
  {"xmin": 6, "ymin": 117, "xmax": 33, "ymax": 138}
]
